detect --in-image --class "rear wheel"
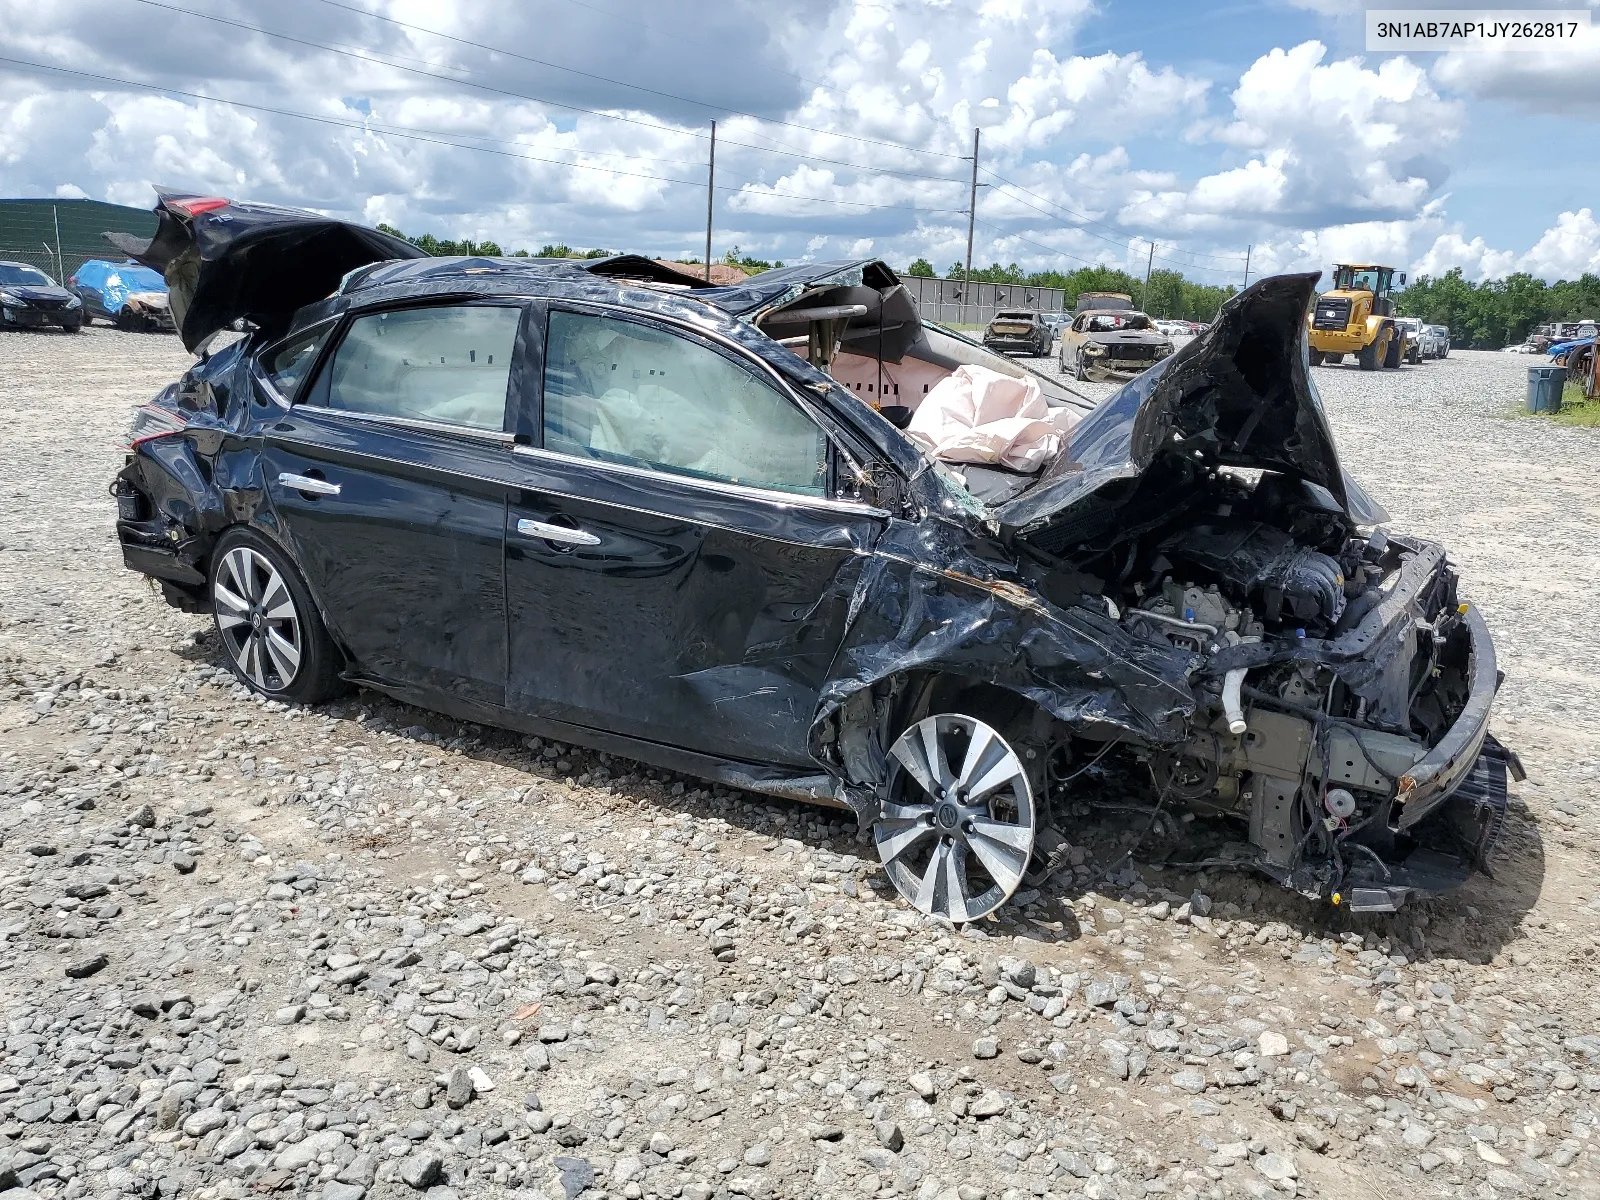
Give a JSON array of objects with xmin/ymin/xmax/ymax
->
[
  {"xmin": 209, "ymin": 528, "xmax": 345, "ymax": 704},
  {"xmin": 873, "ymin": 713, "xmax": 1036, "ymax": 922}
]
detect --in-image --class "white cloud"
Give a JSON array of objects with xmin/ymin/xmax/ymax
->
[
  {"xmin": 1432, "ymin": 21, "xmax": 1600, "ymax": 117},
  {"xmin": 0, "ymin": 0, "xmax": 1584, "ymax": 287},
  {"xmin": 1415, "ymin": 209, "xmax": 1600, "ymax": 282}
]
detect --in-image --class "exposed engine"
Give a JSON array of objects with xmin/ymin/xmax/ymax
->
[{"xmin": 1021, "ymin": 456, "xmax": 1514, "ymax": 912}]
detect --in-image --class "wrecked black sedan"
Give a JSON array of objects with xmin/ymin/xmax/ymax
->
[{"xmin": 113, "ymin": 191, "xmax": 1515, "ymax": 922}]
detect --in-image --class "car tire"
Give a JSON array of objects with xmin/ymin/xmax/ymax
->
[
  {"xmin": 1383, "ymin": 328, "xmax": 1402, "ymax": 369},
  {"xmin": 209, "ymin": 528, "xmax": 347, "ymax": 705},
  {"xmin": 1357, "ymin": 332, "xmax": 1384, "ymax": 371},
  {"xmin": 872, "ymin": 710, "xmax": 1037, "ymax": 922},
  {"xmin": 1073, "ymin": 349, "xmax": 1089, "ymax": 382},
  {"xmin": 1325, "ymin": 352, "xmax": 1345, "ymax": 365}
]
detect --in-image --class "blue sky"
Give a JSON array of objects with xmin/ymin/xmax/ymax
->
[{"xmin": 0, "ymin": 0, "xmax": 1596, "ymax": 283}]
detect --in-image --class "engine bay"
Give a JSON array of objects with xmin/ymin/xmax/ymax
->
[{"xmin": 1018, "ymin": 450, "xmax": 1508, "ymax": 910}]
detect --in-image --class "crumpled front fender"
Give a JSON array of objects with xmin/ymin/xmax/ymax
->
[{"xmin": 806, "ymin": 516, "xmax": 1199, "ymax": 822}]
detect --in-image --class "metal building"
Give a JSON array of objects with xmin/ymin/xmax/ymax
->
[{"xmin": 896, "ymin": 274, "xmax": 1067, "ymax": 327}]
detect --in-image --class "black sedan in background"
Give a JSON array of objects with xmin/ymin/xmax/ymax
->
[
  {"xmin": 110, "ymin": 191, "xmax": 1513, "ymax": 923},
  {"xmin": 0, "ymin": 261, "xmax": 84, "ymax": 331}
]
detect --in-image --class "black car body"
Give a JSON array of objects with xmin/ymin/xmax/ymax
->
[
  {"xmin": 982, "ymin": 308, "xmax": 1051, "ymax": 356},
  {"xmin": 0, "ymin": 261, "xmax": 84, "ymax": 331},
  {"xmin": 111, "ymin": 191, "xmax": 1516, "ymax": 922}
]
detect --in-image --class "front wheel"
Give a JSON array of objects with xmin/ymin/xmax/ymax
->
[
  {"xmin": 1309, "ymin": 349, "xmax": 1325, "ymax": 366},
  {"xmin": 1357, "ymin": 331, "xmax": 1385, "ymax": 371},
  {"xmin": 873, "ymin": 713, "xmax": 1037, "ymax": 922},
  {"xmin": 209, "ymin": 529, "xmax": 346, "ymax": 704}
]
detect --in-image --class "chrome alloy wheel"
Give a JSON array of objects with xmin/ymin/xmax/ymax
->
[
  {"xmin": 212, "ymin": 546, "xmax": 303, "ymax": 692},
  {"xmin": 874, "ymin": 714, "xmax": 1036, "ymax": 922}
]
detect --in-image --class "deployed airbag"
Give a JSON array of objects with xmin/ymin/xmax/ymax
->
[{"xmin": 905, "ymin": 365, "xmax": 1078, "ymax": 473}]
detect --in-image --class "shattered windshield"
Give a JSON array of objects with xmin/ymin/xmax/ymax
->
[
  {"xmin": 0, "ymin": 264, "xmax": 54, "ymax": 287},
  {"xmin": 1084, "ymin": 312, "xmax": 1152, "ymax": 332}
]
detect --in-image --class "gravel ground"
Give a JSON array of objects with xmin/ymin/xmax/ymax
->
[{"xmin": 1, "ymin": 325, "xmax": 1598, "ymax": 1200}]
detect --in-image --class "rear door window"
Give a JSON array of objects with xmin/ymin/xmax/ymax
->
[
  {"xmin": 317, "ymin": 305, "xmax": 521, "ymax": 432},
  {"xmin": 261, "ymin": 326, "xmax": 333, "ymax": 400},
  {"xmin": 541, "ymin": 310, "xmax": 828, "ymax": 497}
]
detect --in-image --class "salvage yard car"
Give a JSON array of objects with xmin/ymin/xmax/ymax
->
[
  {"xmin": 0, "ymin": 260, "xmax": 84, "ymax": 332},
  {"xmin": 71, "ymin": 258, "xmax": 175, "ymax": 331},
  {"xmin": 982, "ymin": 307, "xmax": 1051, "ymax": 356},
  {"xmin": 1059, "ymin": 306, "xmax": 1175, "ymax": 381},
  {"xmin": 111, "ymin": 191, "xmax": 1516, "ymax": 923}
]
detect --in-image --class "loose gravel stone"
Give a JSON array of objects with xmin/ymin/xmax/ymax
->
[{"xmin": 0, "ymin": 336, "xmax": 1594, "ymax": 1200}]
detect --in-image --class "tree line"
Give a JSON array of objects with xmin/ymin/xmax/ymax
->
[
  {"xmin": 1395, "ymin": 268, "xmax": 1600, "ymax": 349},
  {"xmin": 366, "ymin": 224, "xmax": 1600, "ymax": 345},
  {"xmin": 906, "ymin": 258, "xmax": 1238, "ymax": 322},
  {"xmin": 373, "ymin": 226, "xmax": 783, "ymax": 274}
]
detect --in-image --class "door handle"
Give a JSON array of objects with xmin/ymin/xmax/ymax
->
[
  {"xmin": 278, "ymin": 472, "xmax": 341, "ymax": 496},
  {"xmin": 516, "ymin": 518, "xmax": 600, "ymax": 547}
]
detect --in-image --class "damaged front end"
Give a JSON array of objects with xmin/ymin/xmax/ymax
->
[{"xmin": 817, "ymin": 273, "xmax": 1517, "ymax": 918}]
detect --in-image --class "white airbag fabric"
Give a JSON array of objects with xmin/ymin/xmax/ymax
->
[{"xmin": 905, "ymin": 364, "xmax": 1076, "ymax": 472}]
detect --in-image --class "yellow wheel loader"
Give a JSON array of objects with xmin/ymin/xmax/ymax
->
[{"xmin": 1307, "ymin": 264, "xmax": 1408, "ymax": 370}]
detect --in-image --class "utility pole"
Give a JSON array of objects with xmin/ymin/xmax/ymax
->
[
  {"xmin": 1142, "ymin": 240, "xmax": 1154, "ymax": 313},
  {"xmin": 51, "ymin": 205, "xmax": 64, "ymax": 282},
  {"xmin": 962, "ymin": 126, "xmax": 979, "ymax": 325},
  {"xmin": 1242, "ymin": 244, "xmax": 1252, "ymax": 291},
  {"xmin": 704, "ymin": 120, "xmax": 716, "ymax": 283}
]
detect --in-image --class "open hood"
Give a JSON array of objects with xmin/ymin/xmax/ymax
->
[
  {"xmin": 997, "ymin": 272, "xmax": 1388, "ymax": 534},
  {"xmin": 106, "ymin": 189, "xmax": 425, "ymax": 351}
]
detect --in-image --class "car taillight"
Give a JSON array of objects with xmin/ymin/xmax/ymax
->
[
  {"xmin": 168, "ymin": 195, "xmax": 230, "ymax": 216},
  {"xmin": 123, "ymin": 403, "xmax": 189, "ymax": 450}
]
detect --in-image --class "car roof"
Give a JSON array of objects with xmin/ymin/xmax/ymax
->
[{"xmin": 283, "ymin": 255, "xmax": 930, "ymax": 482}]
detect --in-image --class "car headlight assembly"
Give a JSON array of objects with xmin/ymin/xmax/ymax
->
[
  {"xmin": 0, "ymin": 290, "xmax": 20, "ymax": 306},
  {"xmin": 1157, "ymin": 342, "xmax": 1174, "ymax": 358},
  {"xmin": 65, "ymin": 295, "xmax": 82, "ymax": 309},
  {"xmin": 1084, "ymin": 342, "xmax": 1107, "ymax": 356}
]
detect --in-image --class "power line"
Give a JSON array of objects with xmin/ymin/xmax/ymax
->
[
  {"xmin": 0, "ymin": 56, "xmax": 967, "ymax": 216},
  {"xmin": 548, "ymin": 0, "xmax": 847, "ymax": 102},
  {"xmin": 128, "ymin": 0, "xmax": 971, "ymax": 175},
  {"xmin": 976, "ymin": 220, "xmax": 1241, "ymax": 285},
  {"xmin": 306, "ymin": 0, "xmax": 964, "ymax": 163},
  {"xmin": 979, "ymin": 164, "xmax": 1250, "ymax": 266}
]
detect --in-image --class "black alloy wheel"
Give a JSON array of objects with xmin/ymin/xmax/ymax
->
[{"xmin": 209, "ymin": 529, "xmax": 346, "ymax": 704}]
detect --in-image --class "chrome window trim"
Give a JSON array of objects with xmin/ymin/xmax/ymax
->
[
  {"xmin": 292, "ymin": 404, "xmax": 516, "ymax": 445},
  {"xmin": 511, "ymin": 443, "xmax": 887, "ymax": 519}
]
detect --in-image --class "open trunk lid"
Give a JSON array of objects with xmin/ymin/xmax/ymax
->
[
  {"xmin": 997, "ymin": 272, "xmax": 1388, "ymax": 534},
  {"xmin": 106, "ymin": 189, "xmax": 426, "ymax": 351}
]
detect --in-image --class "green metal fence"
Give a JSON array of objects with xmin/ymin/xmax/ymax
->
[{"xmin": 0, "ymin": 198, "xmax": 158, "ymax": 285}]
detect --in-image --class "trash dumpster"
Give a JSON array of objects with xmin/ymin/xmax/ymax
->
[{"xmin": 1527, "ymin": 364, "xmax": 1567, "ymax": 413}]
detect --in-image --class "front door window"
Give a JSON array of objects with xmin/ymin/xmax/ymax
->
[{"xmin": 541, "ymin": 310, "xmax": 828, "ymax": 496}]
